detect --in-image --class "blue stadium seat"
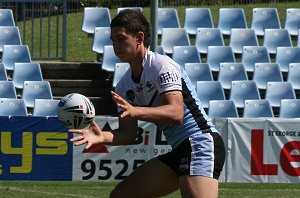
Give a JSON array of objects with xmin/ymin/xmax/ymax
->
[
  {"xmin": 208, "ymin": 100, "xmax": 239, "ymax": 118},
  {"xmin": 196, "ymin": 81, "xmax": 225, "ymax": 109},
  {"xmin": 161, "ymin": 28, "xmax": 190, "ymax": 54},
  {"xmin": 217, "ymin": 8, "xmax": 247, "ymax": 36},
  {"xmin": 2, "ymin": 45, "xmax": 31, "ymax": 71},
  {"xmin": 0, "ymin": 26, "xmax": 21, "ymax": 52},
  {"xmin": 101, "ymin": 45, "xmax": 121, "ymax": 72},
  {"xmin": 275, "ymin": 47, "xmax": 300, "ymax": 73},
  {"xmin": 251, "ymin": 8, "xmax": 281, "ymax": 36},
  {"xmin": 195, "ymin": 28, "xmax": 224, "ymax": 54},
  {"xmin": 0, "ymin": 63, "xmax": 7, "ymax": 80},
  {"xmin": 22, "ymin": 81, "xmax": 53, "ymax": 108},
  {"xmin": 157, "ymin": 8, "xmax": 180, "ymax": 35},
  {"xmin": 184, "ymin": 8, "xmax": 214, "ymax": 35},
  {"xmin": 263, "ymin": 29, "xmax": 292, "ymax": 54},
  {"xmin": 252, "ymin": 63, "xmax": 283, "ymax": 90},
  {"xmin": 184, "ymin": 63, "xmax": 213, "ymax": 88},
  {"xmin": 0, "ymin": 80, "xmax": 17, "ymax": 98},
  {"xmin": 229, "ymin": 28, "xmax": 258, "ymax": 54},
  {"xmin": 218, "ymin": 62, "xmax": 248, "ymax": 90},
  {"xmin": 172, "ymin": 46, "xmax": 201, "ymax": 68},
  {"xmin": 81, "ymin": 7, "xmax": 111, "ymax": 35},
  {"xmin": 241, "ymin": 46, "xmax": 270, "ymax": 73},
  {"xmin": 206, "ymin": 46, "xmax": 236, "ymax": 72},
  {"xmin": 0, "ymin": 9, "xmax": 15, "ymax": 26},
  {"xmin": 243, "ymin": 99, "xmax": 274, "ymax": 118},
  {"xmin": 112, "ymin": 62, "xmax": 130, "ymax": 88},
  {"xmin": 117, "ymin": 7, "xmax": 143, "ymax": 14},
  {"xmin": 279, "ymin": 99, "xmax": 300, "ymax": 118},
  {"xmin": 229, "ymin": 80, "xmax": 260, "ymax": 108},
  {"xmin": 0, "ymin": 98, "xmax": 27, "ymax": 116},
  {"xmin": 32, "ymin": 99, "xmax": 60, "ymax": 117},
  {"xmin": 156, "ymin": 46, "xmax": 165, "ymax": 55},
  {"xmin": 284, "ymin": 8, "xmax": 300, "ymax": 36},
  {"xmin": 92, "ymin": 27, "xmax": 112, "ymax": 55},
  {"xmin": 287, "ymin": 63, "xmax": 300, "ymax": 90},
  {"xmin": 265, "ymin": 82, "xmax": 296, "ymax": 108},
  {"xmin": 12, "ymin": 63, "xmax": 43, "ymax": 89}
]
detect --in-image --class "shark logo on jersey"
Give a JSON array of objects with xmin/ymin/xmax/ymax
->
[
  {"xmin": 135, "ymin": 84, "xmax": 143, "ymax": 92},
  {"xmin": 146, "ymin": 81, "xmax": 154, "ymax": 92},
  {"xmin": 126, "ymin": 90, "xmax": 135, "ymax": 103}
]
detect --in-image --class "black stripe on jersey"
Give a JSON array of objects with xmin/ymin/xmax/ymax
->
[
  {"xmin": 147, "ymin": 90, "xmax": 158, "ymax": 107},
  {"xmin": 181, "ymin": 79, "xmax": 211, "ymax": 132}
]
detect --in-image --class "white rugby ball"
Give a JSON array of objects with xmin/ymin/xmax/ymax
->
[{"xmin": 57, "ymin": 93, "xmax": 95, "ymax": 129}]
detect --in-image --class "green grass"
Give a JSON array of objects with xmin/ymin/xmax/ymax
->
[
  {"xmin": 1, "ymin": 181, "xmax": 300, "ymax": 198},
  {"xmin": 58, "ymin": 2, "xmax": 299, "ymax": 62}
]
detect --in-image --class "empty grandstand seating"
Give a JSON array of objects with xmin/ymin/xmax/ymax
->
[
  {"xmin": 196, "ymin": 81, "xmax": 225, "ymax": 109},
  {"xmin": 184, "ymin": 63, "xmax": 213, "ymax": 88},
  {"xmin": 32, "ymin": 99, "xmax": 60, "ymax": 117},
  {"xmin": 229, "ymin": 28, "xmax": 258, "ymax": 54},
  {"xmin": 92, "ymin": 27, "xmax": 112, "ymax": 55},
  {"xmin": 265, "ymin": 82, "xmax": 296, "ymax": 108},
  {"xmin": 218, "ymin": 62, "xmax": 248, "ymax": 90},
  {"xmin": 0, "ymin": 80, "xmax": 17, "ymax": 98},
  {"xmin": 284, "ymin": 8, "xmax": 300, "ymax": 36},
  {"xmin": 2, "ymin": 45, "xmax": 31, "ymax": 71},
  {"xmin": 195, "ymin": 28, "xmax": 224, "ymax": 54},
  {"xmin": 241, "ymin": 46, "xmax": 271, "ymax": 73},
  {"xmin": 172, "ymin": 46, "xmax": 201, "ymax": 67},
  {"xmin": 251, "ymin": 8, "xmax": 281, "ymax": 36},
  {"xmin": 263, "ymin": 29, "xmax": 292, "ymax": 54},
  {"xmin": 117, "ymin": 7, "xmax": 143, "ymax": 14},
  {"xmin": 229, "ymin": 80, "xmax": 260, "ymax": 108},
  {"xmin": 22, "ymin": 81, "xmax": 53, "ymax": 109},
  {"xmin": 12, "ymin": 63, "xmax": 43, "ymax": 90},
  {"xmin": 279, "ymin": 99, "xmax": 300, "ymax": 118},
  {"xmin": 0, "ymin": 26, "xmax": 21, "ymax": 53},
  {"xmin": 101, "ymin": 45, "xmax": 121, "ymax": 72},
  {"xmin": 252, "ymin": 63, "xmax": 283, "ymax": 90},
  {"xmin": 208, "ymin": 100, "xmax": 239, "ymax": 118},
  {"xmin": 287, "ymin": 63, "xmax": 300, "ymax": 90},
  {"xmin": 0, "ymin": 9, "xmax": 15, "ymax": 26},
  {"xmin": 0, "ymin": 63, "xmax": 7, "ymax": 80},
  {"xmin": 81, "ymin": 7, "xmax": 111, "ymax": 35},
  {"xmin": 206, "ymin": 46, "xmax": 236, "ymax": 73},
  {"xmin": 184, "ymin": 8, "xmax": 214, "ymax": 35},
  {"xmin": 243, "ymin": 99, "xmax": 274, "ymax": 118},
  {"xmin": 0, "ymin": 98, "xmax": 27, "ymax": 116},
  {"xmin": 112, "ymin": 62, "xmax": 130, "ymax": 88},
  {"xmin": 157, "ymin": 8, "xmax": 180, "ymax": 35},
  {"xmin": 218, "ymin": 8, "xmax": 247, "ymax": 36},
  {"xmin": 161, "ymin": 28, "xmax": 190, "ymax": 54},
  {"xmin": 275, "ymin": 46, "xmax": 300, "ymax": 73}
]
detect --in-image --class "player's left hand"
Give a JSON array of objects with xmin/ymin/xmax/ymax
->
[{"xmin": 111, "ymin": 91, "xmax": 137, "ymax": 119}]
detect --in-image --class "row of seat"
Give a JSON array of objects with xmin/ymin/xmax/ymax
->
[
  {"xmin": 196, "ymin": 80, "xmax": 297, "ymax": 109},
  {"xmin": 208, "ymin": 99, "xmax": 300, "ymax": 118},
  {"xmin": 82, "ymin": 7, "xmax": 300, "ymax": 37},
  {"xmin": 0, "ymin": 98, "xmax": 59, "ymax": 117}
]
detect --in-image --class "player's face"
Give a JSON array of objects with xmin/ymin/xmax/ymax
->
[{"xmin": 110, "ymin": 27, "xmax": 139, "ymax": 62}]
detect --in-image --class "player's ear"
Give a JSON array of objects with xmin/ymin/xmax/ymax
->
[{"xmin": 136, "ymin": 31, "xmax": 144, "ymax": 45}]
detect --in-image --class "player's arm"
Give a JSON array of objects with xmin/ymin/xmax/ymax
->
[
  {"xmin": 69, "ymin": 117, "xmax": 138, "ymax": 149},
  {"xmin": 111, "ymin": 90, "xmax": 184, "ymax": 125}
]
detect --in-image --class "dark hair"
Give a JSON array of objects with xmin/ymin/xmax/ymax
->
[{"xmin": 110, "ymin": 9, "xmax": 151, "ymax": 48}]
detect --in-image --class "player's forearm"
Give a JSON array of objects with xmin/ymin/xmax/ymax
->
[
  {"xmin": 101, "ymin": 129, "xmax": 137, "ymax": 145},
  {"xmin": 133, "ymin": 104, "xmax": 183, "ymax": 125}
]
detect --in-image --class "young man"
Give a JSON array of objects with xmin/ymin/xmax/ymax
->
[{"xmin": 70, "ymin": 10, "xmax": 225, "ymax": 198}]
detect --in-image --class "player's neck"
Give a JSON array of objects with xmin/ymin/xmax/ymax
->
[{"xmin": 130, "ymin": 46, "xmax": 147, "ymax": 80}]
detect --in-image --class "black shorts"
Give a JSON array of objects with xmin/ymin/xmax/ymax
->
[{"xmin": 157, "ymin": 132, "xmax": 225, "ymax": 179}]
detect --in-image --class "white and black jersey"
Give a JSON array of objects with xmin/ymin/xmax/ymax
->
[{"xmin": 115, "ymin": 51, "xmax": 218, "ymax": 148}]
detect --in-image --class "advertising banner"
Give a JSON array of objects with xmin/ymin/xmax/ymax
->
[
  {"xmin": 72, "ymin": 116, "xmax": 172, "ymax": 181},
  {"xmin": 0, "ymin": 116, "xmax": 72, "ymax": 181},
  {"xmin": 226, "ymin": 118, "xmax": 300, "ymax": 183}
]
